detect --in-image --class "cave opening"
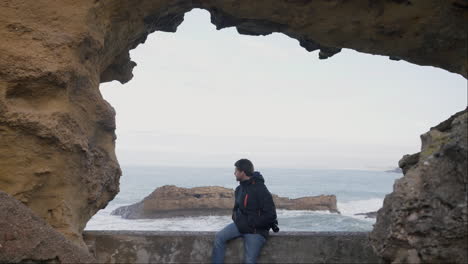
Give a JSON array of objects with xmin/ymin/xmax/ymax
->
[
  {"xmin": 1, "ymin": 1, "xmax": 467, "ymax": 262},
  {"xmin": 86, "ymin": 9, "xmax": 466, "ymax": 233}
]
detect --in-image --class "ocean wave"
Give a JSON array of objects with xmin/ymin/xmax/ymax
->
[
  {"xmin": 85, "ymin": 204, "xmax": 375, "ymax": 232},
  {"xmin": 337, "ymin": 198, "xmax": 383, "ymax": 221}
]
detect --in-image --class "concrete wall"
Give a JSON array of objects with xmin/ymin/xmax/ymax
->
[{"xmin": 83, "ymin": 231, "xmax": 382, "ymax": 263}]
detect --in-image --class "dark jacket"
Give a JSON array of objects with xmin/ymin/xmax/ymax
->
[{"xmin": 232, "ymin": 171, "xmax": 277, "ymax": 239}]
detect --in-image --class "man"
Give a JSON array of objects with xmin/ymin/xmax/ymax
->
[{"xmin": 212, "ymin": 159, "xmax": 278, "ymax": 264}]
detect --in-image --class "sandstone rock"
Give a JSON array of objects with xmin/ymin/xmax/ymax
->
[
  {"xmin": 0, "ymin": 0, "xmax": 466, "ymax": 249},
  {"xmin": 112, "ymin": 185, "xmax": 235, "ymax": 219},
  {"xmin": 0, "ymin": 191, "xmax": 95, "ymax": 263},
  {"xmin": 370, "ymin": 108, "xmax": 468, "ymax": 263},
  {"xmin": 273, "ymin": 193, "xmax": 339, "ymax": 213},
  {"xmin": 112, "ymin": 185, "xmax": 339, "ymax": 219}
]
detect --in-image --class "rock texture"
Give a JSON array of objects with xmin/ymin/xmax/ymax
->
[
  {"xmin": 83, "ymin": 230, "xmax": 381, "ymax": 264},
  {"xmin": 0, "ymin": 0, "xmax": 466, "ymax": 251},
  {"xmin": 370, "ymin": 108, "xmax": 468, "ymax": 264},
  {"xmin": 0, "ymin": 191, "xmax": 95, "ymax": 263},
  {"xmin": 112, "ymin": 185, "xmax": 338, "ymax": 219},
  {"xmin": 0, "ymin": 1, "xmax": 125, "ymax": 247}
]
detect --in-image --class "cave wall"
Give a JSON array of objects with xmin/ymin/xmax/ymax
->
[
  {"xmin": 93, "ymin": 0, "xmax": 468, "ymax": 84},
  {"xmin": 0, "ymin": 0, "xmax": 466, "ymax": 254},
  {"xmin": 370, "ymin": 109, "xmax": 468, "ymax": 263},
  {"xmin": 0, "ymin": 0, "xmax": 123, "ymax": 247},
  {"xmin": 0, "ymin": 191, "xmax": 95, "ymax": 263}
]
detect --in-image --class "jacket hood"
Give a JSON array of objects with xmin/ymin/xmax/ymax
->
[
  {"xmin": 251, "ymin": 171, "xmax": 265, "ymax": 183},
  {"xmin": 239, "ymin": 171, "xmax": 265, "ymax": 186}
]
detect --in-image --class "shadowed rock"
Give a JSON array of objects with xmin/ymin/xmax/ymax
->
[
  {"xmin": 370, "ymin": 108, "xmax": 468, "ymax": 263},
  {"xmin": 0, "ymin": 191, "xmax": 95, "ymax": 263}
]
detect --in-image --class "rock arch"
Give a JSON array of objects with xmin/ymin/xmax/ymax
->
[{"xmin": 0, "ymin": 0, "xmax": 466, "ymax": 261}]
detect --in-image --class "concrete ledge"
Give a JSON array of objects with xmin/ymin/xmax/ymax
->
[{"xmin": 83, "ymin": 231, "xmax": 381, "ymax": 263}]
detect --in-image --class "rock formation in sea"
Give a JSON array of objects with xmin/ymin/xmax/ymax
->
[
  {"xmin": 370, "ymin": 108, "xmax": 468, "ymax": 263},
  {"xmin": 0, "ymin": 0, "xmax": 466, "ymax": 262},
  {"xmin": 384, "ymin": 167, "xmax": 403, "ymax": 173},
  {"xmin": 111, "ymin": 185, "xmax": 339, "ymax": 219},
  {"xmin": 354, "ymin": 211, "xmax": 378, "ymax": 219}
]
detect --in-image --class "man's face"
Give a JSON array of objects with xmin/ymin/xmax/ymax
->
[{"xmin": 234, "ymin": 168, "xmax": 246, "ymax": 181}]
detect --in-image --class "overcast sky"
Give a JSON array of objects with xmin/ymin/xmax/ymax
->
[{"xmin": 99, "ymin": 9, "xmax": 467, "ymax": 170}]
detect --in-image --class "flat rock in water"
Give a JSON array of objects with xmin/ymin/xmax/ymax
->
[
  {"xmin": 112, "ymin": 185, "xmax": 339, "ymax": 219},
  {"xmin": 355, "ymin": 211, "xmax": 378, "ymax": 218}
]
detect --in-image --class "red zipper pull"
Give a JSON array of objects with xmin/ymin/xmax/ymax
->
[{"xmin": 244, "ymin": 194, "xmax": 249, "ymax": 207}]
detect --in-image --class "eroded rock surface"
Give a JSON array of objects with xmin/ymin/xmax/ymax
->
[
  {"xmin": 0, "ymin": 0, "xmax": 466, "ymax": 249},
  {"xmin": 112, "ymin": 185, "xmax": 338, "ymax": 219},
  {"xmin": 370, "ymin": 108, "xmax": 468, "ymax": 263},
  {"xmin": 0, "ymin": 191, "xmax": 95, "ymax": 263},
  {"xmin": 0, "ymin": 1, "xmax": 124, "ymax": 247}
]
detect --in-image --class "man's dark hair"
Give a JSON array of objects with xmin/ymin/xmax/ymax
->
[{"xmin": 234, "ymin": 159, "xmax": 254, "ymax": 176}]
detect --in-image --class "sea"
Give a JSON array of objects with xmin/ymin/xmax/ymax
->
[{"xmin": 85, "ymin": 166, "xmax": 402, "ymax": 232}]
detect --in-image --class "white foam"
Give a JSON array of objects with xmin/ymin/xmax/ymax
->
[
  {"xmin": 276, "ymin": 209, "xmax": 334, "ymax": 217},
  {"xmin": 84, "ymin": 199, "xmax": 382, "ymax": 231},
  {"xmin": 337, "ymin": 198, "xmax": 383, "ymax": 221},
  {"xmin": 85, "ymin": 207, "xmax": 357, "ymax": 231},
  {"xmin": 86, "ymin": 210, "xmax": 232, "ymax": 231}
]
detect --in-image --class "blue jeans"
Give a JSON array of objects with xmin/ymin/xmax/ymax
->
[{"xmin": 212, "ymin": 222, "xmax": 266, "ymax": 264}]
